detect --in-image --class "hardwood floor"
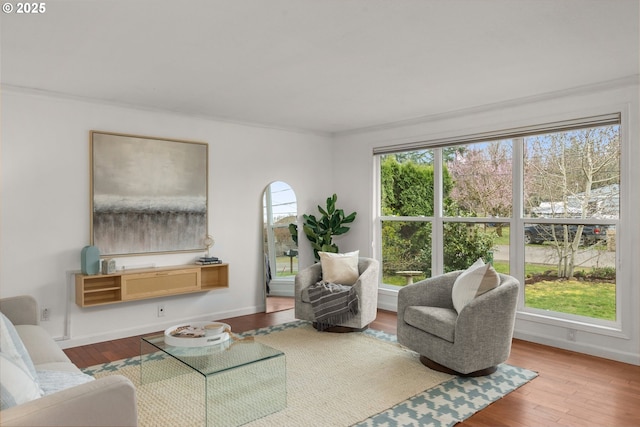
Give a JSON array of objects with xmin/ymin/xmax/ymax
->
[
  {"xmin": 64, "ymin": 309, "xmax": 640, "ymax": 427},
  {"xmin": 265, "ymin": 295, "xmax": 295, "ymax": 313}
]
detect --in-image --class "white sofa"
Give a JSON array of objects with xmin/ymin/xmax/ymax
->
[{"xmin": 0, "ymin": 295, "xmax": 138, "ymax": 426}]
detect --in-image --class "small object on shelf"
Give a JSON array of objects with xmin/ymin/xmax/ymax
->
[
  {"xmin": 203, "ymin": 235, "xmax": 215, "ymax": 257},
  {"xmin": 164, "ymin": 322, "xmax": 231, "ymax": 347},
  {"xmin": 196, "ymin": 255, "xmax": 222, "ymax": 265},
  {"xmin": 81, "ymin": 245, "xmax": 101, "ymax": 275},
  {"xmin": 101, "ymin": 258, "xmax": 116, "ymax": 274}
]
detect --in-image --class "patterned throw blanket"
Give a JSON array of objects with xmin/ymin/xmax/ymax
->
[{"xmin": 306, "ymin": 281, "xmax": 359, "ymax": 331}]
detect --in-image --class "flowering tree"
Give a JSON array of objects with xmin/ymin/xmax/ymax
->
[{"xmin": 447, "ymin": 141, "xmax": 512, "ymax": 235}]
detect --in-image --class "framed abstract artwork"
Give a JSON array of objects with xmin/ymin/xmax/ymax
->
[{"xmin": 90, "ymin": 131, "xmax": 208, "ymax": 256}]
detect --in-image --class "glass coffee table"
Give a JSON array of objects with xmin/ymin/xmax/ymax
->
[{"xmin": 140, "ymin": 333, "xmax": 286, "ymax": 426}]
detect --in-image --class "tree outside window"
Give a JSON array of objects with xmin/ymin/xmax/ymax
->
[{"xmin": 378, "ymin": 122, "xmax": 619, "ymax": 322}]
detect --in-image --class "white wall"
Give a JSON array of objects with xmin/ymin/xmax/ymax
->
[
  {"xmin": 3, "ymin": 81, "xmax": 639, "ymax": 364},
  {"xmin": 333, "ymin": 79, "xmax": 640, "ymax": 365},
  {"xmin": 0, "ymin": 88, "xmax": 331, "ymax": 347}
]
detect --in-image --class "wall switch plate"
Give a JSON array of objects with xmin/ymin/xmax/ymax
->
[{"xmin": 41, "ymin": 308, "xmax": 50, "ymax": 321}]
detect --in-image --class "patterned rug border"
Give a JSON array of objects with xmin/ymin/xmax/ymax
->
[{"xmin": 83, "ymin": 320, "xmax": 538, "ymax": 427}]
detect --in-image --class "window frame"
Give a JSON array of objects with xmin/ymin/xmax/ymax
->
[{"xmin": 374, "ymin": 113, "xmax": 626, "ymax": 338}]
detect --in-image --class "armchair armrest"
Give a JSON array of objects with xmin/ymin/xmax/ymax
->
[
  {"xmin": 455, "ymin": 276, "xmax": 519, "ymax": 346},
  {"xmin": 350, "ymin": 258, "xmax": 379, "ymax": 307},
  {"xmin": 294, "ymin": 262, "xmax": 322, "ymax": 294},
  {"xmin": 1, "ymin": 375, "xmax": 138, "ymax": 427},
  {"xmin": 0, "ymin": 295, "xmax": 39, "ymax": 326}
]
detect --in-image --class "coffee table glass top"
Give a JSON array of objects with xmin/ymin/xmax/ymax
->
[{"xmin": 141, "ymin": 334, "xmax": 284, "ymax": 376}]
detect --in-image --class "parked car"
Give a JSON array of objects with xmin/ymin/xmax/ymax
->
[{"xmin": 524, "ymin": 224, "xmax": 608, "ymax": 245}]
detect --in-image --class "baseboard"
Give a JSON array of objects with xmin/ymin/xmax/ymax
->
[
  {"xmin": 267, "ymin": 282, "xmax": 294, "ymax": 297},
  {"xmin": 376, "ymin": 288, "xmax": 398, "ymax": 312},
  {"xmin": 57, "ymin": 305, "xmax": 262, "ymax": 349},
  {"xmin": 513, "ymin": 330, "xmax": 640, "ymax": 366}
]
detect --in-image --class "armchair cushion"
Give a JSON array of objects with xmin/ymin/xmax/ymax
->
[
  {"xmin": 319, "ymin": 250, "xmax": 359, "ymax": 285},
  {"xmin": 404, "ymin": 306, "xmax": 457, "ymax": 342},
  {"xmin": 451, "ymin": 258, "xmax": 500, "ymax": 313}
]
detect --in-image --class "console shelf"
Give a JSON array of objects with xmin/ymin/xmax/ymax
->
[{"xmin": 76, "ymin": 263, "xmax": 228, "ymax": 307}]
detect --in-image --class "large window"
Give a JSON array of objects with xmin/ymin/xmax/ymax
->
[
  {"xmin": 522, "ymin": 125, "xmax": 619, "ymax": 321},
  {"xmin": 380, "ymin": 150, "xmax": 434, "ymax": 285},
  {"xmin": 377, "ymin": 116, "xmax": 620, "ymax": 325}
]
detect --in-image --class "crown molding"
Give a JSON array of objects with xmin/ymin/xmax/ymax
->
[
  {"xmin": 3, "ymin": 75, "xmax": 638, "ymax": 139},
  {"xmin": 0, "ymin": 84, "xmax": 332, "ymax": 138},
  {"xmin": 335, "ymin": 75, "xmax": 640, "ymax": 137}
]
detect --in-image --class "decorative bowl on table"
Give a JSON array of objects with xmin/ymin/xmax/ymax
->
[{"xmin": 164, "ymin": 321, "xmax": 230, "ymax": 347}]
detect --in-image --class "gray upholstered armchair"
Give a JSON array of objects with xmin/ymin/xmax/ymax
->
[
  {"xmin": 295, "ymin": 257, "xmax": 379, "ymax": 330},
  {"xmin": 397, "ymin": 270, "xmax": 519, "ymax": 376}
]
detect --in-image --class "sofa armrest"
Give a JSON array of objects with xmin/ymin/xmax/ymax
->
[
  {"xmin": 0, "ymin": 295, "xmax": 39, "ymax": 326},
  {"xmin": 1, "ymin": 375, "xmax": 138, "ymax": 427}
]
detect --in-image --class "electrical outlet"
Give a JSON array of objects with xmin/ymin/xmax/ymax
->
[
  {"xmin": 567, "ymin": 329, "xmax": 577, "ymax": 341},
  {"xmin": 41, "ymin": 308, "xmax": 50, "ymax": 321},
  {"xmin": 157, "ymin": 304, "xmax": 165, "ymax": 317}
]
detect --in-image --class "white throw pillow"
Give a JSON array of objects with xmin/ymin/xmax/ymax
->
[
  {"xmin": 451, "ymin": 258, "xmax": 500, "ymax": 313},
  {"xmin": 0, "ymin": 312, "xmax": 38, "ymax": 382},
  {"xmin": 0, "ymin": 353, "xmax": 43, "ymax": 410},
  {"xmin": 319, "ymin": 250, "xmax": 360, "ymax": 285}
]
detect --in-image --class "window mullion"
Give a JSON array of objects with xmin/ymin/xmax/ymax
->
[
  {"xmin": 512, "ymin": 138, "xmax": 525, "ymax": 305},
  {"xmin": 433, "ymin": 147, "xmax": 444, "ymax": 276}
]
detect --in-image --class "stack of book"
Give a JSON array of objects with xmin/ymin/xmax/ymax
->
[{"xmin": 196, "ymin": 256, "xmax": 222, "ymax": 265}]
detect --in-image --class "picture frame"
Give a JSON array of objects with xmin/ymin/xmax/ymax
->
[{"xmin": 90, "ymin": 131, "xmax": 208, "ymax": 256}]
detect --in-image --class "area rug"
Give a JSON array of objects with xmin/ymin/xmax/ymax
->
[{"xmin": 83, "ymin": 321, "xmax": 537, "ymax": 426}]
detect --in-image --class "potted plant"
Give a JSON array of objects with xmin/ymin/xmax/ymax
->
[{"xmin": 289, "ymin": 194, "xmax": 357, "ymax": 261}]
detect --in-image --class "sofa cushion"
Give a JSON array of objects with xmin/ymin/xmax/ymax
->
[
  {"xmin": 0, "ymin": 353, "xmax": 43, "ymax": 410},
  {"xmin": 404, "ymin": 306, "xmax": 457, "ymax": 343},
  {"xmin": 451, "ymin": 258, "xmax": 500, "ymax": 313},
  {"xmin": 37, "ymin": 370, "xmax": 95, "ymax": 395},
  {"xmin": 15, "ymin": 324, "xmax": 75, "ymax": 369},
  {"xmin": 0, "ymin": 312, "xmax": 38, "ymax": 381},
  {"xmin": 319, "ymin": 250, "xmax": 359, "ymax": 285}
]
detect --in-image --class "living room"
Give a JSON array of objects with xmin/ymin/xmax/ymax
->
[{"xmin": 1, "ymin": 1, "xmax": 639, "ymax": 425}]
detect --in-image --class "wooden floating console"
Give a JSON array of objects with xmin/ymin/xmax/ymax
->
[{"xmin": 75, "ymin": 263, "xmax": 229, "ymax": 307}]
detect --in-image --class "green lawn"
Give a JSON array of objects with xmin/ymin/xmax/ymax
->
[
  {"xmin": 524, "ymin": 280, "xmax": 615, "ymax": 320},
  {"xmin": 383, "ymin": 274, "xmax": 427, "ymax": 286},
  {"xmin": 489, "ymin": 225, "xmax": 509, "ymax": 245},
  {"xmin": 274, "ymin": 256, "xmax": 298, "ymax": 277},
  {"xmin": 384, "ymin": 258, "xmax": 616, "ymax": 321},
  {"xmin": 382, "ymin": 224, "xmax": 616, "ymax": 320}
]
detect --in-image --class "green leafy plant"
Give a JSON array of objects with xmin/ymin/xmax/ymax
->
[{"xmin": 290, "ymin": 194, "xmax": 357, "ymax": 261}]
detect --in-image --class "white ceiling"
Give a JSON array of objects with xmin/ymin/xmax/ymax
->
[{"xmin": 1, "ymin": 0, "xmax": 638, "ymax": 134}]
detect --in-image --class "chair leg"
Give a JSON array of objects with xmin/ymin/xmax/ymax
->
[{"xmin": 419, "ymin": 355, "xmax": 497, "ymax": 377}]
